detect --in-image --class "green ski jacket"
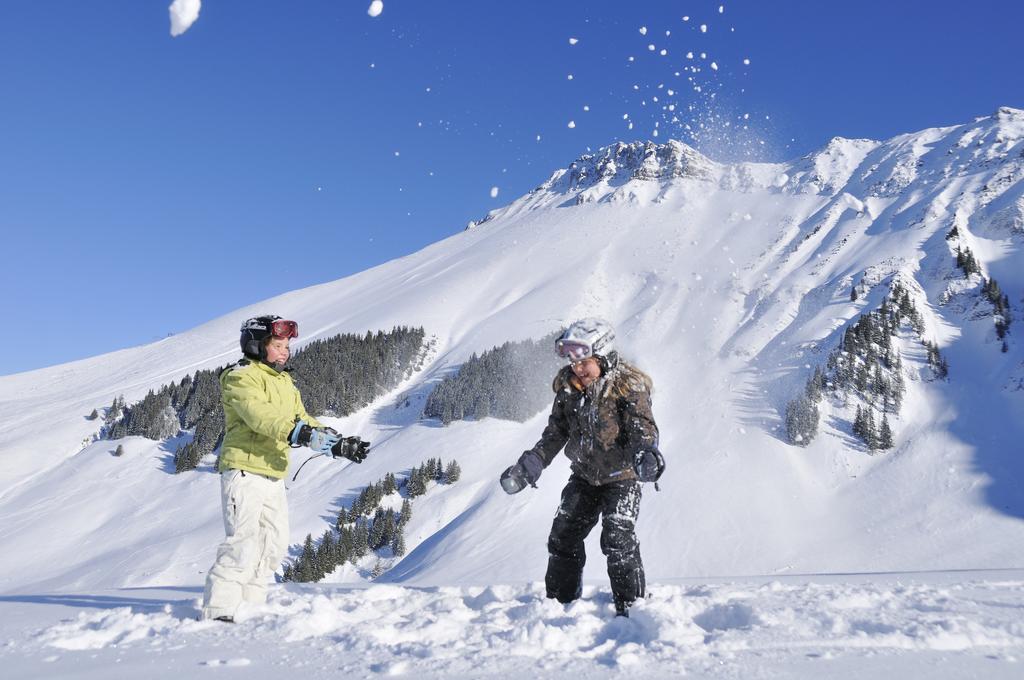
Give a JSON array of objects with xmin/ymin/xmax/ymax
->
[{"xmin": 217, "ymin": 359, "xmax": 323, "ymax": 479}]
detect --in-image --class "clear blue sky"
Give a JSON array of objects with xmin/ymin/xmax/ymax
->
[{"xmin": 2, "ymin": 1, "xmax": 1021, "ymax": 375}]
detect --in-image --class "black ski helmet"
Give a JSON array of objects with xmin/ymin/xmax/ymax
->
[{"xmin": 239, "ymin": 315, "xmax": 298, "ymax": 361}]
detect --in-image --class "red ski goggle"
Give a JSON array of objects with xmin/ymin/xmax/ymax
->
[
  {"xmin": 270, "ymin": 319, "xmax": 298, "ymax": 339},
  {"xmin": 556, "ymin": 340, "xmax": 592, "ymax": 362}
]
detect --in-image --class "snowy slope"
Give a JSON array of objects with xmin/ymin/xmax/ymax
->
[{"xmin": 1, "ymin": 107, "xmax": 1023, "ymax": 676}]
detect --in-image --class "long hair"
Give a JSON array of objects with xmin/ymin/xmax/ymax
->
[{"xmin": 610, "ymin": 360, "xmax": 653, "ymax": 398}]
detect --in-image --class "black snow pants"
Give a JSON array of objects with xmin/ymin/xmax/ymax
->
[{"xmin": 545, "ymin": 475, "xmax": 645, "ymax": 610}]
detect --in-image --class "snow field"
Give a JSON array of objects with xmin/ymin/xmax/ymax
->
[{"xmin": 5, "ymin": 574, "xmax": 1023, "ymax": 678}]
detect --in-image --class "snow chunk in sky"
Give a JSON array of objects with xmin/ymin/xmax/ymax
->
[
  {"xmin": 569, "ymin": 37, "xmax": 579, "ymax": 45},
  {"xmin": 567, "ymin": 121, "xmax": 576, "ymax": 129},
  {"xmin": 168, "ymin": 0, "xmax": 201, "ymax": 37},
  {"xmin": 367, "ymin": 1, "xmax": 384, "ymax": 18},
  {"xmin": 639, "ymin": 26, "xmax": 648, "ymax": 35},
  {"xmin": 490, "ymin": 187, "xmax": 499, "ymax": 198}
]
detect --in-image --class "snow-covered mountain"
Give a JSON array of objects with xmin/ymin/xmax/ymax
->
[{"xmin": 2, "ymin": 107, "xmax": 1023, "ymax": 602}]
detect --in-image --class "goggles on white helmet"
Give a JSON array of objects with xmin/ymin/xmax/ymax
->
[
  {"xmin": 556, "ymin": 339, "xmax": 593, "ymax": 362},
  {"xmin": 555, "ymin": 318, "xmax": 615, "ymax": 364}
]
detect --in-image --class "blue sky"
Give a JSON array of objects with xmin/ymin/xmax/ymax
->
[{"xmin": 2, "ymin": 1, "xmax": 1021, "ymax": 375}]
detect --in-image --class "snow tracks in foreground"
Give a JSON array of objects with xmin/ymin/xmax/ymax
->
[{"xmin": 3, "ymin": 574, "xmax": 1023, "ymax": 679}]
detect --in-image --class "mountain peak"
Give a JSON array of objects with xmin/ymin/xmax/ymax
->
[{"xmin": 542, "ymin": 139, "xmax": 717, "ymax": 194}]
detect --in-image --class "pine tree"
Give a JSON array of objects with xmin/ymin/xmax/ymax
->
[
  {"xmin": 443, "ymin": 460, "xmax": 462, "ymax": 484},
  {"xmin": 863, "ymin": 408, "xmax": 878, "ymax": 451},
  {"xmin": 407, "ymin": 469, "xmax": 427, "ymax": 497},
  {"xmin": 785, "ymin": 395, "xmax": 819, "ymax": 447},
  {"xmin": 397, "ymin": 498, "xmax": 412, "ymax": 528},
  {"xmin": 337, "ymin": 527, "xmax": 354, "ymax": 566},
  {"xmin": 392, "ymin": 530, "xmax": 407, "ymax": 558},
  {"xmin": 352, "ymin": 519, "xmax": 369, "ymax": 560},
  {"xmin": 380, "ymin": 511, "xmax": 396, "ymax": 550},
  {"xmin": 368, "ymin": 508, "xmax": 387, "ymax": 549},
  {"xmin": 316, "ymin": 530, "xmax": 335, "ymax": 580},
  {"xmin": 878, "ymin": 415, "xmax": 894, "ymax": 450},
  {"xmin": 297, "ymin": 534, "xmax": 317, "ymax": 582}
]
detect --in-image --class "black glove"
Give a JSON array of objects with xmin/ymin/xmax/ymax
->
[
  {"xmin": 634, "ymin": 447, "xmax": 665, "ymax": 483},
  {"xmin": 331, "ymin": 436, "xmax": 371, "ymax": 463},
  {"xmin": 500, "ymin": 464, "xmax": 528, "ymax": 494},
  {"xmin": 499, "ymin": 451, "xmax": 544, "ymax": 495}
]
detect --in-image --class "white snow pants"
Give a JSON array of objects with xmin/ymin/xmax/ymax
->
[{"xmin": 201, "ymin": 468, "xmax": 288, "ymax": 620}]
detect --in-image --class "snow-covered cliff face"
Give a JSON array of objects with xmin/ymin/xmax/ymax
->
[
  {"xmin": 1, "ymin": 108, "xmax": 1022, "ymax": 594},
  {"xmin": 534, "ymin": 106, "xmax": 1024, "ymax": 202},
  {"xmin": 543, "ymin": 139, "xmax": 720, "ymax": 193}
]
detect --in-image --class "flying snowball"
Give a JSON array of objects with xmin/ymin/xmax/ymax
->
[
  {"xmin": 569, "ymin": 37, "xmax": 579, "ymax": 45},
  {"xmin": 490, "ymin": 187, "xmax": 499, "ymax": 198},
  {"xmin": 367, "ymin": 1, "xmax": 383, "ymax": 17},
  {"xmin": 568, "ymin": 121, "xmax": 576, "ymax": 129},
  {"xmin": 169, "ymin": 0, "xmax": 201, "ymax": 37},
  {"xmin": 639, "ymin": 26, "xmax": 648, "ymax": 35}
]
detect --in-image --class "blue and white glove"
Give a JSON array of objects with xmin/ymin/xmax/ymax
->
[
  {"xmin": 308, "ymin": 428, "xmax": 340, "ymax": 454},
  {"xmin": 289, "ymin": 421, "xmax": 340, "ymax": 454}
]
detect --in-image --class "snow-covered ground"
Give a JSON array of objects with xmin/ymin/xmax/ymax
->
[
  {"xmin": 2, "ymin": 571, "xmax": 1022, "ymax": 678},
  {"xmin": 2, "ymin": 107, "xmax": 1023, "ymax": 677}
]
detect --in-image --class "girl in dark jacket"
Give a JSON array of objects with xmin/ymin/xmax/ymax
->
[{"xmin": 500, "ymin": 318, "xmax": 665, "ymax": 617}]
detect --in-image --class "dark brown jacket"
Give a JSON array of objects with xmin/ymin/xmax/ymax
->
[{"xmin": 526, "ymin": 361, "xmax": 659, "ymax": 486}]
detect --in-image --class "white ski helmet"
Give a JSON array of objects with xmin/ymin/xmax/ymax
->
[{"xmin": 556, "ymin": 317, "xmax": 616, "ymax": 363}]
